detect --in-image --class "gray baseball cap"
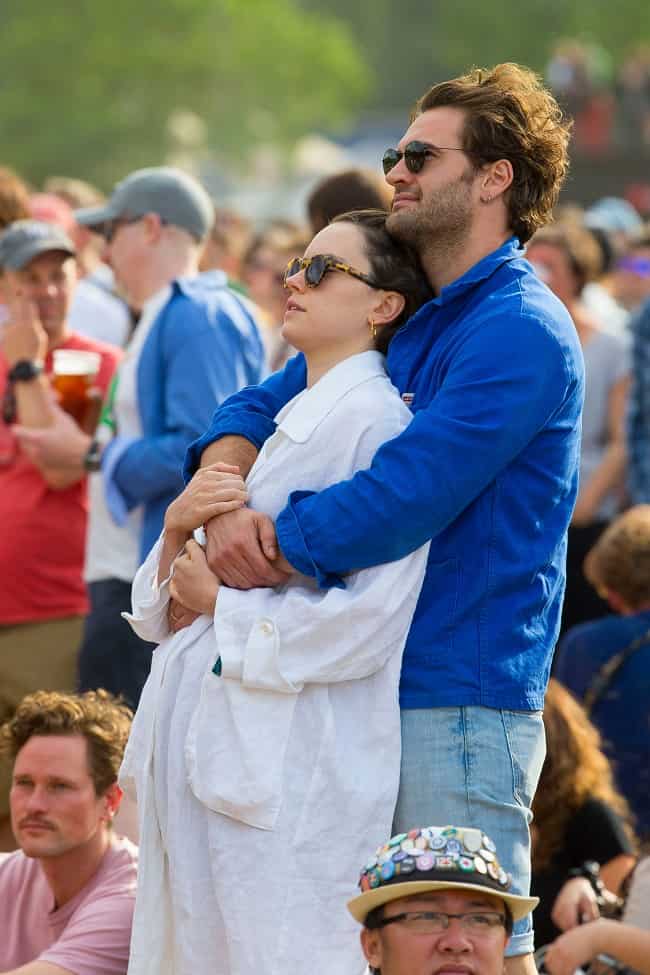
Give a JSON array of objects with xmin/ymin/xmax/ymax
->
[
  {"xmin": 0, "ymin": 220, "xmax": 76, "ymax": 271},
  {"xmin": 75, "ymin": 166, "xmax": 214, "ymax": 241}
]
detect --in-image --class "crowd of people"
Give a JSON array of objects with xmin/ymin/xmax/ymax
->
[{"xmin": 0, "ymin": 59, "xmax": 649, "ymax": 975}]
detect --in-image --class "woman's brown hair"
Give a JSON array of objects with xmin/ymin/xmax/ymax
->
[
  {"xmin": 332, "ymin": 208, "xmax": 432, "ymax": 354},
  {"xmin": 532, "ymin": 678, "xmax": 636, "ymax": 871},
  {"xmin": 415, "ymin": 63, "xmax": 572, "ymax": 244}
]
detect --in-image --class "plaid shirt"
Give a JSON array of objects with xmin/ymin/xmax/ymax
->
[{"xmin": 628, "ymin": 296, "xmax": 650, "ymax": 502}]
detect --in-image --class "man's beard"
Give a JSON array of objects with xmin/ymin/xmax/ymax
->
[{"xmin": 387, "ymin": 168, "xmax": 476, "ymax": 255}]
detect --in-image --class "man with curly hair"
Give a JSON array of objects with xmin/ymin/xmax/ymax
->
[
  {"xmin": 0, "ymin": 690, "xmax": 137, "ymax": 975},
  {"xmin": 180, "ymin": 64, "xmax": 582, "ymax": 975}
]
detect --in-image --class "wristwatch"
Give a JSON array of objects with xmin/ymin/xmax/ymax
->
[
  {"xmin": 7, "ymin": 359, "xmax": 43, "ymax": 383},
  {"xmin": 83, "ymin": 438, "xmax": 103, "ymax": 472}
]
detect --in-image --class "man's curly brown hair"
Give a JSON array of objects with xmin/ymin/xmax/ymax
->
[
  {"xmin": 414, "ymin": 63, "xmax": 572, "ymax": 243},
  {"xmin": 0, "ymin": 689, "xmax": 132, "ymax": 796}
]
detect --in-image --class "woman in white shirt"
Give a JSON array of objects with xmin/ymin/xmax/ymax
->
[{"xmin": 120, "ymin": 210, "xmax": 432, "ymax": 975}]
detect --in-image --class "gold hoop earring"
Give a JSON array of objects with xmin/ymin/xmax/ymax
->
[{"xmin": 369, "ymin": 319, "xmax": 377, "ymax": 340}]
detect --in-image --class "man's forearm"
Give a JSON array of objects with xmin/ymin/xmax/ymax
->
[{"xmin": 200, "ymin": 435, "xmax": 259, "ymax": 479}]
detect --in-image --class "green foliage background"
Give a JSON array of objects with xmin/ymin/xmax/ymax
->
[
  {"xmin": 0, "ymin": 0, "xmax": 369, "ymax": 186},
  {"xmin": 1, "ymin": 0, "xmax": 649, "ymax": 187}
]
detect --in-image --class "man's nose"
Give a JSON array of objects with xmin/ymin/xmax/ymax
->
[
  {"xmin": 385, "ymin": 157, "xmax": 413, "ymax": 187},
  {"xmin": 436, "ymin": 919, "xmax": 474, "ymax": 952},
  {"xmin": 25, "ymin": 786, "xmax": 49, "ymax": 811}
]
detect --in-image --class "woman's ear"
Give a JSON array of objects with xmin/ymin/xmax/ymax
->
[{"xmin": 372, "ymin": 290, "xmax": 405, "ymax": 327}]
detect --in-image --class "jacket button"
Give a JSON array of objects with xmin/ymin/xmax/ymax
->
[{"xmin": 259, "ymin": 620, "xmax": 274, "ymax": 636}]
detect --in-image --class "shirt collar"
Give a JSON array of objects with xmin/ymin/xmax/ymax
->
[
  {"xmin": 276, "ymin": 350, "xmax": 387, "ymax": 443},
  {"xmin": 432, "ymin": 236, "xmax": 524, "ymax": 307},
  {"xmin": 174, "ymin": 269, "xmax": 228, "ymax": 298}
]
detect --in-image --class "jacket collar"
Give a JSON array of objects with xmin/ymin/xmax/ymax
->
[
  {"xmin": 431, "ymin": 236, "xmax": 524, "ymax": 307},
  {"xmin": 276, "ymin": 351, "xmax": 387, "ymax": 443}
]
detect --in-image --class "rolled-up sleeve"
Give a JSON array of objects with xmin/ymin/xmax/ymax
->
[{"xmin": 276, "ymin": 314, "xmax": 577, "ymax": 585}]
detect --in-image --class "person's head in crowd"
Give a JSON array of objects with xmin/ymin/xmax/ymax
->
[
  {"xmin": 0, "ymin": 219, "xmax": 78, "ymax": 346},
  {"xmin": 526, "ymin": 223, "xmax": 604, "ymax": 308},
  {"xmin": 0, "ymin": 166, "xmax": 31, "ymax": 231},
  {"xmin": 29, "ymin": 193, "xmax": 77, "ymax": 236},
  {"xmin": 532, "ymin": 678, "xmax": 637, "ymax": 873},
  {"xmin": 199, "ymin": 207, "xmax": 252, "ymax": 282},
  {"xmin": 584, "ymin": 505, "xmax": 650, "ymax": 615},
  {"xmin": 43, "ymin": 176, "xmax": 110, "ymax": 276},
  {"xmin": 242, "ymin": 224, "xmax": 309, "ymax": 326},
  {"xmin": 612, "ymin": 227, "xmax": 650, "ymax": 311},
  {"xmin": 584, "ymin": 197, "xmax": 643, "ymax": 251},
  {"xmin": 307, "ymin": 169, "xmax": 392, "ymax": 235},
  {"xmin": 0, "ymin": 689, "xmax": 132, "ymax": 861},
  {"xmin": 75, "ymin": 166, "xmax": 214, "ymax": 310},
  {"xmin": 383, "ymin": 63, "xmax": 571, "ymax": 286},
  {"xmin": 282, "ymin": 208, "xmax": 431, "ymax": 373},
  {"xmin": 348, "ymin": 824, "xmax": 535, "ymax": 975}
]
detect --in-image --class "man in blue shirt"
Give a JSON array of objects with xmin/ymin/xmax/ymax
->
[
  {"xmin": 554, "ymin": 505, "xmax": 650, "ymax": 840},
  {"xmin": 182, "ymin": 64, "xmax": 583, "ymax": 974}
]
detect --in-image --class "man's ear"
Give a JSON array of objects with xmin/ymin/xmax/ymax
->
[
  {"xmin": 102, "ymin": 782, "xmax": 123, "ymax": 822},
  {"xmin": 361, "ymin": 927, "xmax": 383, "ymax": 970},
  {"xmin": 480, "ymin": 158, "xmax": 514, "ymax": 201},
  {"xmin": 141, "ymin": 211, "xmax": 165, "ymax": 244}
]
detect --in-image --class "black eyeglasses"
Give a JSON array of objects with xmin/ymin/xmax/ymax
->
[
  {"xmin": 284, "ymin": 254, "xmax": 379, "ymax": 289},
  {"xmin": 374, "ymin": 911, "xmax": 507, "ymax": 935},
  {"xmin": 382, "ymin": 140, "xmax": 466, "ymax": 175}
]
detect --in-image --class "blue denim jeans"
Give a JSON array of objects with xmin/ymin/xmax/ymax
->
[{"xmin": 393, "ymin": 706, "xmax": 546, "ymax": 957}]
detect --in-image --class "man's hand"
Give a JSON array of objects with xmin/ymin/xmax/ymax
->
[
  {"xmin": 543, "ymin": 919, "xmax": 605, "ymax": 975},
  {"xmin": 1, "ymin": 289, "xmax": 47, "ymax": 367},
  {"xmin": 164, "ymin": 463, "xmax": 248, "ymax": 535},
  {"xmin": 205, "ymin": 506, "xmax": 292, "ymax": 589},
  {"xmin": 12, "ymin": 402, "xmax": 91, "ymax": 469},
  {"xmin": 168, "ymin": 540, "xmax": 220, "ymax": 616},
  {"xmin": 551, "ymin": 877, "xmax": 600, "ymax": 931}
]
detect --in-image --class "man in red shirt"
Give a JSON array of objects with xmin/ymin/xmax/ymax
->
[{"xmin": 0, "ymin": 221, "xmax": 120, "ymax": 850}]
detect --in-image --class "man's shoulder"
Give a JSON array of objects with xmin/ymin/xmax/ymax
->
[
  {"xmin": 98, "ymin": 836, "xmax": 138, "ymax": 890},
  {"xmin": 162, "ymin": 273, "xmax": 262, "ymax": 339}
]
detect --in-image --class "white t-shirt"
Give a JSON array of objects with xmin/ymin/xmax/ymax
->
[
  {"xmin": 69, "ymin": 265, "xmax": 132, "ymax": 348},
  {"xmin": 85, "ymin": 286, "xmax": 171, "ymax": 584}
]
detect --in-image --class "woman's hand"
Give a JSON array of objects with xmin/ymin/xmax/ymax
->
[
  {"xmin": 164, "ymin": 463, "xmax": 248, "ymax": 536},
  {"xmin": 169, "ymin": 540, "xmax": 221, "ymax": 617},
  {"xmin": 551, "ymin": 877, "xmax": 600, "ymax": 931}
]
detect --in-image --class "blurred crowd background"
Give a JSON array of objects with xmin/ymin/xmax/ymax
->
[{"xmin": 1, "ymin": 0, "xmax": 650, "ymax": 962}]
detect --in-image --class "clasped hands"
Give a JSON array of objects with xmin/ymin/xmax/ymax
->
[{"xmin": 164, "ymin": 462, "xmax": 292, "ymax": 633}]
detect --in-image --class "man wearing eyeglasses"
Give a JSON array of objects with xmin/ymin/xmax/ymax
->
[
  {"xmin": 183, "ymin": 64, "xmax": 584, "ymax": 975},
  {"xmin": 349, "ymin": 825, "xmax": 537, "ymax": 975}
]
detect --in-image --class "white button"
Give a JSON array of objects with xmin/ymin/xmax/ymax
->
[{"xmin": 259, "ymin": 620, "xmax": 274, "ymax": 636}]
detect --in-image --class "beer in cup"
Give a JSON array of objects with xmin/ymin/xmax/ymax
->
[{"xmin": 51, "ymin": 349, "xmax": 101, "ymax": 426}]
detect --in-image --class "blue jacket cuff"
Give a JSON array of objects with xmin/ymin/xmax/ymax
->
[
  {"xmin": 183, "ymin": 411, "xmax": 277, "ymax": 484},
  {"xmin": 102, "ymin": 435, "xmax": 139, "ymax": 526},
  {"xmin": 276, "ymin": 491, "xmax": 346, "ymax": 591}
]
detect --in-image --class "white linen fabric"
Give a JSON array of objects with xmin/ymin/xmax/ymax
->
[{"xmin": 121, "ymin": 351, "xmax": 429, "ymax": 975}]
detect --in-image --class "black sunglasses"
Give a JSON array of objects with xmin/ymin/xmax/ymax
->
[
  {"xmin": 382, "ymin": 140, "xmax": 466, "ymax": 175},
  {"xmin": 284, "ymin": 254, "xmax": 379, "ymax": 289}
]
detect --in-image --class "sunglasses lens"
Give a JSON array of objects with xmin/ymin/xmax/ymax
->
[
  {"xmin": 382, "ymin": 149, "xmax": 401, "ymax": 175},
  {"xmin": 305, "ymin": 255, "xmax": 327, "ymax": 287},
  {"xmin": 404, "ymin": 144, "xmax": 427, "ymax": 173},
  {"xmin": 284, "ymin": 258, "xmax": 301, "ymax": 285}
]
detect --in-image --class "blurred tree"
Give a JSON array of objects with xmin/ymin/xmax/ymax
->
[
  {"xmin": 0, "ymin": 0, "xmax": 370, "ymax": 187},
  {"xmin": 298, "ymin": 0, "xmax": 650, "ymax": 111}
]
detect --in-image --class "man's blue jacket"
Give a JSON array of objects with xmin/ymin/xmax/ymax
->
[{"xmin": 186, "ymin": 240, "xmax": 584, "ymax": 711}]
